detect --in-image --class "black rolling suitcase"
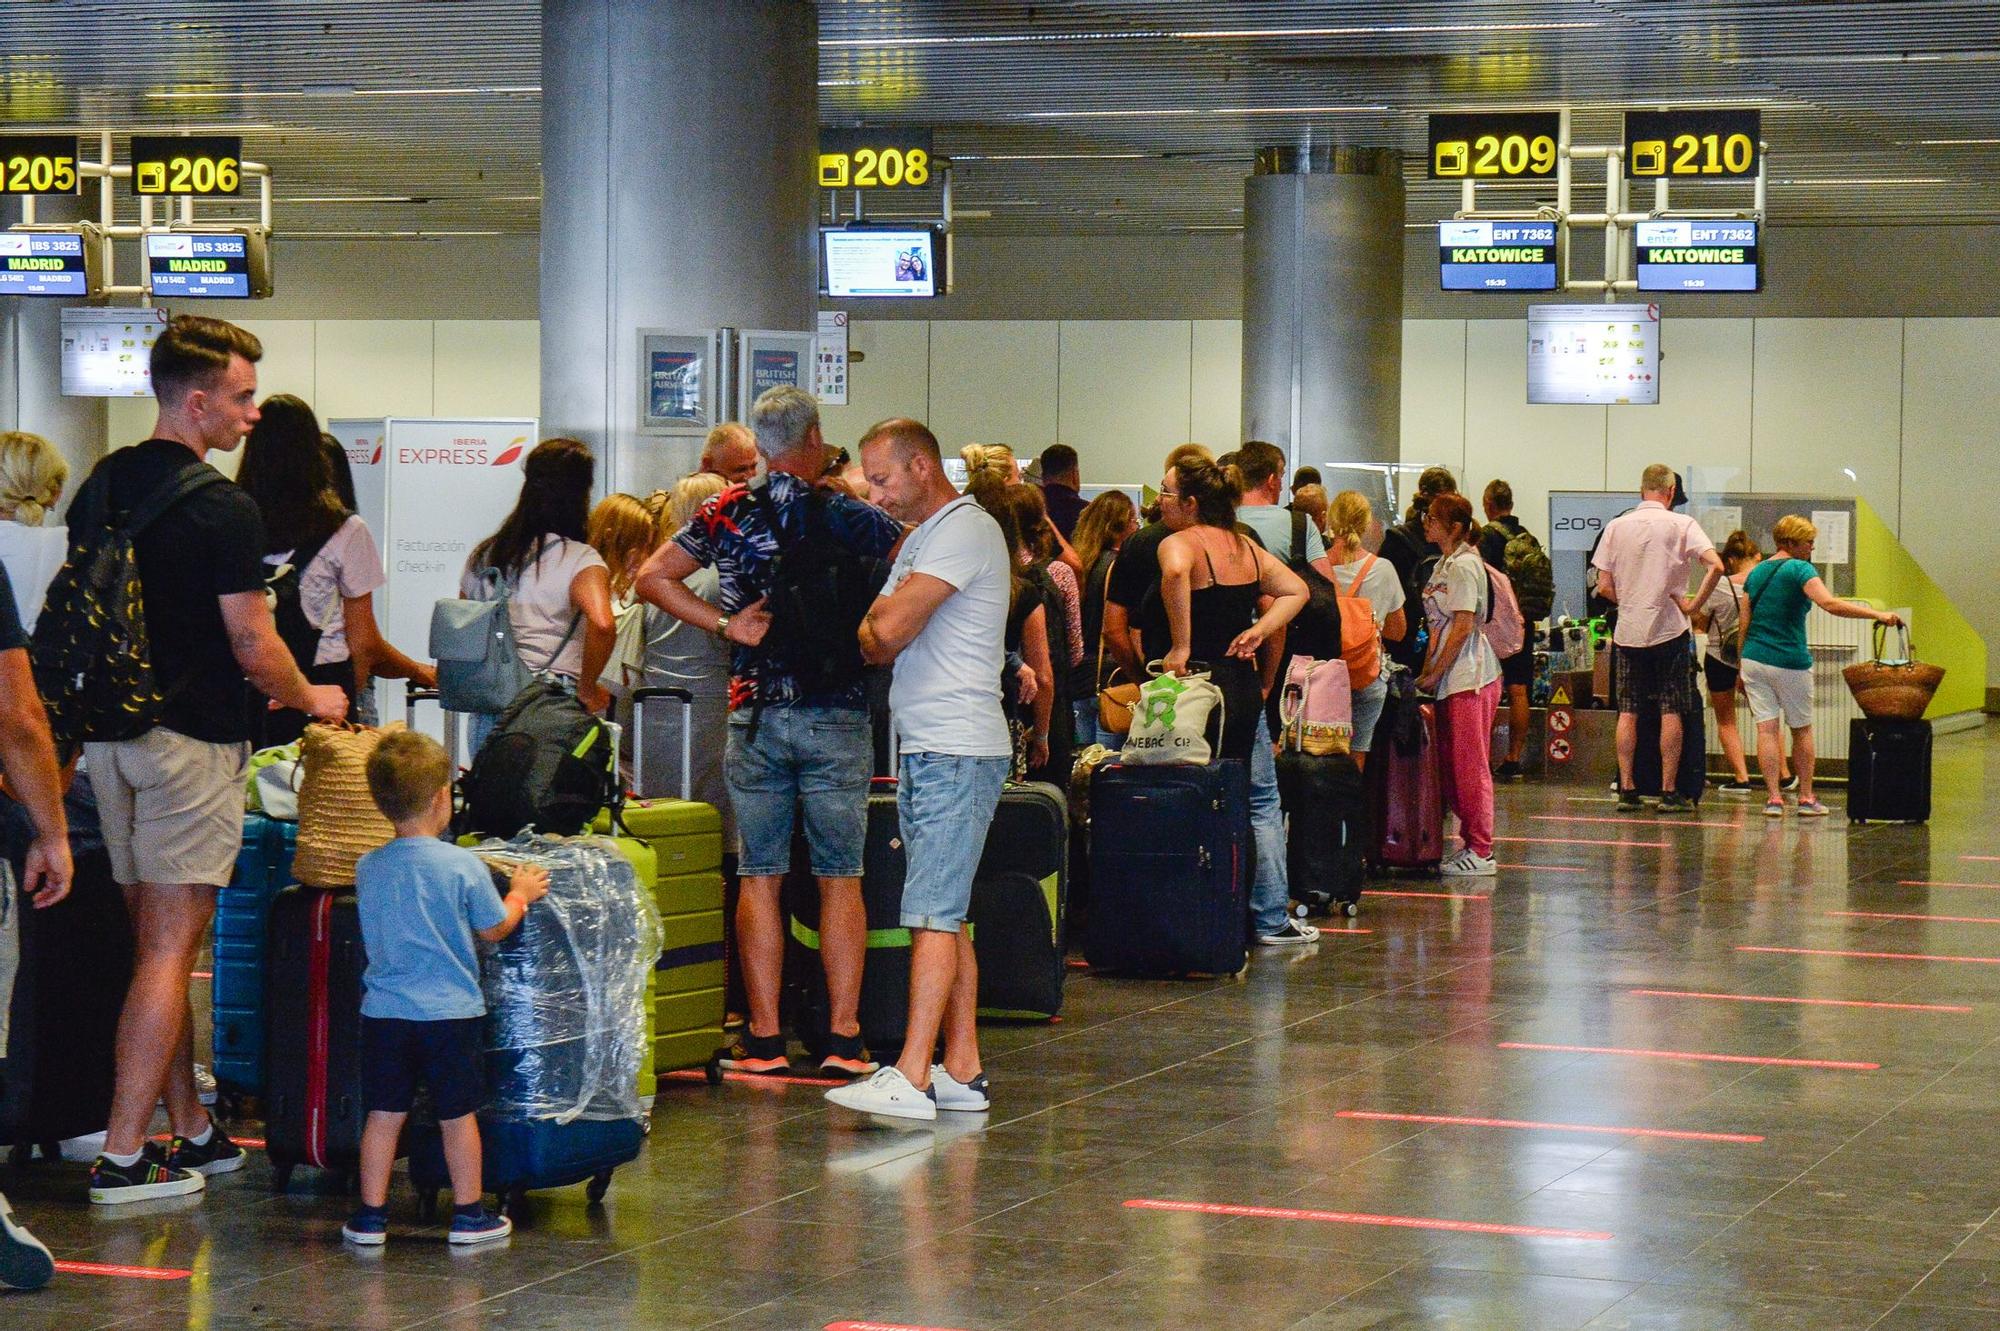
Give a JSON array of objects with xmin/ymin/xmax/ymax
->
[
  {"xmin": 1848, "ymin": 717, "xmax": 1932, "ymax": 823},
  {"xmin": 970, "ymin": 781, "xmax": 1069, "ymax": 1020},
  {"xmin": 264, "ymin": 888, "xmax": 372, "ymax": 1191},
  {"xmin": 1631, "ymin": 648, "xmax": 1707, "ymax": 801},
  {"xmin": 1085, "ymin": 761, "xmax": 1250, "ymax": 977},
  {"xmin": 784, "ymin": 778, "xmax": 909, "ymax": 1059},
  {"xmin": 1276, "ymin": 751, "xmax": 1366, "ymax": 918},
  {"xmin": 0, "ymin": 781, "xmax": 131, "ymax": 1164}
]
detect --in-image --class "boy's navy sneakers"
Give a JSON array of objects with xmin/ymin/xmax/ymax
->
[
  {"xmin": 448, "ymin": 1207, "xmax": 513, "ymax": 1245},
  {"xmin": 167, "ymin": 1124, "xmax": 246, "ymax": 1177},
  {"xmin": 341, "ymin": 1208, "xmax": 389, "ymax": 1247},
  {"xmin": 0, "ymin": 1194, "xmax": 55, "ymax": 1290},
  {"xmin": 89, "ymin": 1144, "xmax": 205, "ymax": 1205}
]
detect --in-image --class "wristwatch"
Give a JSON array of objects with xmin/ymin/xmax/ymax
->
[{"xmin": 714, "ymin": 614, "xmax": 732, "ymax": 640}]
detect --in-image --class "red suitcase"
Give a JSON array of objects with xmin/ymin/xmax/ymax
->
[{"xmin": 1370, "ymin": 700, "xmax": 1444, "ymax": 873}]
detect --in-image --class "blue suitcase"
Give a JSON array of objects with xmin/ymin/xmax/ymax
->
[
  {"xmin": 1085, "ymin": 761, "xmax": 1250, "ymax": 977},
  {"xmin": 212, "ymin": 813, "xmax": 297, "ymax": 1096}
]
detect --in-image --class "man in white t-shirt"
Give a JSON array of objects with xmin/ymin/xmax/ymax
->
[{"xmin": 826, "ymin": 418, "xmax": 1010, "ymax": 1122}]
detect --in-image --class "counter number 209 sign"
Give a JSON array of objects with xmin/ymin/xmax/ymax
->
[
  {"xmin": 1428, "ymin": 112, "xmax": 1562, "ymax": 180},
  {"xmin": 819, "ymin": 127, "xmax": 934, "ymax": 190}
]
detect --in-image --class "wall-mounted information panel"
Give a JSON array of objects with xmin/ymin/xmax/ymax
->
[
  {"xmin": 1438, "ymin": 219, "xmax": 1559, "ymax": 291},
  {"xmin": 1634, "ymin": 219, "xmax": 1761, "ymax": 292},
  {"xmin": 1527, "ymin": 303, "xmax": 1661, "ymax": 406},
  {"xmin": 0, "ymin": 135, "xmax": 80, "ymax": 195},
  {"xmin": 0, "ymin": 229, "xmax": 100, "ymax": 296},
  {"xmin": 145, "ymin": 230, "xmax": 270, "ymax": 299},
  {"xmin": 1427, "ymin": 112, "xmax": 1562, "ymax": 180},
  {"xmin": 130, "ymin": 134, "xmax": 243, "ymax": 195},
  {"xmin": 818, "ymin": 127, "xmax": 934, "ymax": 190},
  {"xmin": 1623, "ymin": 109, "xmax": 1760, "ymax": 179}
]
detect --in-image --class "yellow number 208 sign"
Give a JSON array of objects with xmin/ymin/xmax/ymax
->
[{"xmin": 818, "ymin": 128, "xmax": 936, "ymax": 191}]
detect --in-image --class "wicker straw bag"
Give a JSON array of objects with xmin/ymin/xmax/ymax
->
[
  {"xmin": 293, "ymin": 722, "xmax": 405, "ymax": 887},
  {"xmin": 1843, "ymin": 623, "xmax": 1944, "ymax": 723}
]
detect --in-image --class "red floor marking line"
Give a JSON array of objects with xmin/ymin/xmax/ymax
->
[
  {"xmin": 1533, "ymin": 814, "xmax": 1740, "ymax": 831},
  {"xmin": 53, "ymin": 1260, "xmax": 192, "ymax": 1280},
  {"xmin": 1831, "ymin": 910, "xmax": 2000, "ymax": 925},
  {"xmin": 827, "ymin": 1323, "xmax": 974, "ymax": 1331},
  {"xmin": 1494, "ymin": 863, "xmax": 1591, "ymax": 873},
  {"xmin": 1740, "ymin": 944, "xmax": 2000, "ymax": 966},
  {"xmin": 1498, "ymin": 1041, "xmax": 1879, "ymax": 1070},
  {"xmin": 1895, "ymin": 880, "xmax": 2000, "ymax": 890},
  {"xmin": 150, "ymin": 1132, "xmax": 266, "ymax": 1150},
  {"xmin": 1335, "ymin": 1110, "xmax": 1764, "ymax": 1143},
  {"xmin": 189, "ymin": 970, "xmax": 212, "ymax": 980},
  {"xmin": 1122, "ymin": 1197, "xmax": 1613, "ymax": 1240},
  {"xmin": 661, "ymin": 1068, "xmax": 846, "ymax": 1088},
  {"xmin": 1959, "ymin": 855, "xmax": 2000, "ymax": 862},
  {"xmin": 1362, "ymin": 889, "xmax": 1493, "ymax": 900},
  {"xmin": 1492, "ymin": 836, "xmax": 1670, "ymax": 849},
  {"xmin": 1629, "ymin": 988, "xmax": 1972, "ymax": 1014}
]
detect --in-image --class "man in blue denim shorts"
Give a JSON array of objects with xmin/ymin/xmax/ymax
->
[
  {"xmin": 828, "ymin": 419, "xmax": 1011, "ymax": 1122},
  {"xmin": 637, "ymin": 387, "xmax": 902, "ymax": 1077}
]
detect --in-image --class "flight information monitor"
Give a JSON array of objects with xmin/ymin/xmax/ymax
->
[
  {"xmin": 1527, "ymin": 303, "xmax": 1661, "ymax": 406},
  {"xmin": 0, "ymin": 230, "xmax": 94, "ymax": 296},
  {"xmin": 821, "ymin": 227, "xmax": 941, "ymax": 298},
  {"xmin": 1438, "ymin": 220, "xmax": 1558, "ymax": 291},
  {"xmin": 146, "ymin": 231, "xmax": 258, "ymax": 298},
  {"xmin": 1634, "ymin": 219, "xmax": 1761, "ymax": 292}
]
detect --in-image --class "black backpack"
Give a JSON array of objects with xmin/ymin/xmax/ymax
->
[
  {"xmin": 1282, "ymin": 508, "xmax": 1344, "ymax": 662},
  {"xmin": 458, "ymin": 681, "xmax": 617, "ymax": 838},
  {"xmin": 264, "ymin": 519, "xmax": 346, "ymax": 672},
  {"xmin": 31, "ymin": 463, "xmax": 227, "ymax": 760},
  {"xmin": 749, "ymin": 486, "xmax": 890, "ymax": 700}
]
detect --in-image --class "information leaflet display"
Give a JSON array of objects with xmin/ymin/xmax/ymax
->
[
  {"xmin": 1527, "ymin": 304, "xmax": 1661, "ymax": 406},
  {"xmin": 1634, "ymin": 220, "xmax": 1761, "ymax": 292},
  {"xmin": 822, "ymin": 227, "xmax": 940, "ymax": 298},
  {"xmin": 146, "ymin": 232, "xmax": 255, "ymax": 298},
  {"xmin": 59, "ymin": 307, "xmax": 167, "ymax": 397},
  {"xmin": 1438, "ymin": 220, "xmax": 1558, "ymax": 291},
  {"xmin": 0, "ymin": 231, "xmax": 93, "ymax": 296}
]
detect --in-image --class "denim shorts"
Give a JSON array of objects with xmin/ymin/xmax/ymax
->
[
  {"xmin": 1349, "ymin": 675, "xmax": 1389, "ymax": 755},
  {"xmin": 726, "ymin": 706, "xmax": 874, "ymax": 878},
  {"xmin": 897, "ymin": 752, "xmax": 1008, "ymax": 932}
]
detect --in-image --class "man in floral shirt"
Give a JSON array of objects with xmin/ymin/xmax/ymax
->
[{"xmin": 637, "ymin": 387, "xmax": 901, "ymax": 1078}]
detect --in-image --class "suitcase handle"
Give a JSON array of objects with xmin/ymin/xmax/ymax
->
[
  {"xmin": 403, "ymin": 688, "xmax": 461, "ymax": 772},
  {"xmin": 630, "ymin": 687, "xmax": 695, "ymax": 801}
]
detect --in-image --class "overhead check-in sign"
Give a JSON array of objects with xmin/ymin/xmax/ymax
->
[
  {"xmin": 1624, "ymin": 109, "xmax": 1760, "ymax": 178},
  {"xmin": 0, "ymin": 135, "xmax": 80, "ymax": 195},
  {"xmin": 130, "ymin": 134, "xmax": 243, "ymax": 195},
  {"xmin": 818, "ymin": 127, "xmax": 934, "ymax": 189},
  {"xmin": 1427, "ymin": 112, "xmax": 1562, "ymax": 180}
]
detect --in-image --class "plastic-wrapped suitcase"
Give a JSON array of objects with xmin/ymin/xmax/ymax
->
[
  {"xmin": 1848, "ymin": 717, "xmax": 1932, "ymax": 823},
  {"xmin": 263, "ymin": 887, "xmax": 371, "ymax": 1191},
  {"xmin": 1276, "ymin": 750, "xmax": 1366, "ymax": 917},
  {"xmin": 1368, "ymin": 699, "xmax": 1444, "ymax": 872},
  {"xmin": 970, "ymin": 781, "xmax": 1069, "ymax": 1020},
  {"xmin": 212, "ymin": 812, "xmax": 297, "ymax": 1097},
  {"xmin": 0, "ymin": 778, "xmax": 131, "ymax": 1165},
  {"xmin": 784, "ymin": 778, "xmax": 909, "ymax": 1058},
  {"xmin": 1085, "ymin": 761, "xmax": 1250, "ymax": 977}
]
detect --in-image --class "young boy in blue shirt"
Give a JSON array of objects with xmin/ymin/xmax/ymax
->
[{"xmin": 341, "ymin": 731, "xmax": 547, "ymax": 1247}]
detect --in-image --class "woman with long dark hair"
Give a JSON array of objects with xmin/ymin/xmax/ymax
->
[
  {"xmin": 236, "ymin": 394, "xmax": 433, "ymax": 743},
  {"xmin": 461, "ymin": 438, "xmax": 616, "ymax": 733},
  {"xmin": 1069, "ymin": 488, "xmax": 1136, "ymax": 747}
]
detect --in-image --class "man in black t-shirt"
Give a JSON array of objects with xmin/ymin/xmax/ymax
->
[
  {"xmin": 0, "ymin": 562, "xmax": 63, "ymax": 1289},
  {"xmin": 1102, "ymin": 443, "xmax": 1213, "ymax": 680},
  {"xmin": 77, "ymin": 317, "xmax": 348, "ymax": 1207}
]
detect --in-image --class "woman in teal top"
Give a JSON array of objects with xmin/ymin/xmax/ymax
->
[{"xmin": 1739, "ymin": 514, "xmax": 1900, "ymax": 817}]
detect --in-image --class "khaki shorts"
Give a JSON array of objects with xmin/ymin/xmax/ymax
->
[{"xmin": 85, "ymin": 729, "xmax": 250, "ymax": 888}]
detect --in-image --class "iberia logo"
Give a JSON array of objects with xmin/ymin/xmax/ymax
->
[
  {"xmin": 370, "ymin": 441, "xmax": 383, "ymax": 464},
  {"xmin": 492, "ymin": 437, "xmax": 527, "ymax": 467}
]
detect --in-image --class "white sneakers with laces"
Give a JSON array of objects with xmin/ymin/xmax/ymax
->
[
  {"xmin": 1440, "ymin": 850, "xmax": 1497, "ymax": 877},
  {"xmin": 825, "ymin": 1067, "xmax": 938, "ymax": 1121}
]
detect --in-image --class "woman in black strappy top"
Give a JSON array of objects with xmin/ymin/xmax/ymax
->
[{"xmin": 1156, "ymin": 456, "xmax": 1308, "ymax": 763}]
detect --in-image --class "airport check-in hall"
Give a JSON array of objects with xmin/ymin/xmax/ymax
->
[{"xmin": 5, "ymin": 2, "xmax": 2000, "ymax": 1329}]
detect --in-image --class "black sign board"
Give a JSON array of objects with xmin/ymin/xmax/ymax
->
[
  {"xmin": 0, "ymin": 135, "xmax": 80, "ymax": 195},
  {"xmin": 1427, "ymin": 112, "xmax": 1562, "ymax": 180},
  {"xmin": 818, "ymin": 127, "xmax": 935, "ymax": 189},
  {"xmin": 1624, "ymin": 110, "xmax": 1761, "ymax": 179},
  {"xmin": 130, "ymin": 134, "xmax": 243, "ymax": 195}
]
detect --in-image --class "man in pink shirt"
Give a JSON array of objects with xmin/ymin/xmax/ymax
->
[{"xmin": 1590, "ymin": 465, "xmax": 1725, "ymax": 813}]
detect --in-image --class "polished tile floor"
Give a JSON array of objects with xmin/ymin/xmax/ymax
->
[{"xmin": 13, "ymin": 725, "xmax": 2000, "ymax": 1329}]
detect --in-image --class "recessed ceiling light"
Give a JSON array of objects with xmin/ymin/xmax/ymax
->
[
  {"xmin": 1024, "ymin": 105, "xmax": 1390, "ymax": 118},
  {"xmin": 820, "ymin": 31, "xmax": 1156, "ymax": 47},
  {"xmin": 1917, "ymin": 138, "xmax": 2000, "ymax": 145},
  {"xmin": 1777, "ymin": 177, "xmax": 1948, "ymax": 186},
  {"xmin": 281, "ymin": 195, "xmax": 416, "ymax": 203},
  {"xmin": 955, "ymin": 152, "xmax": 1153, "ymax": 161},
  {"xmin": 1172, "ymin": 22, "xmax": 1600, "ymax": 38},
  {"xmin": 146, "ymin": 85, "xmax": 540, "ymax": 100}
]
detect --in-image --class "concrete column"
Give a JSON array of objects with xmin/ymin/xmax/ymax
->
[
  {"xmin": 1241, "ymin": 145, "xmax": 1404, "ymax": 475},
  {"xmin": 0, "ymin": 197, "xmax": 107, "ymax": 515},
  {"xmin": 540, "ymin": 0, "xmax": 819, "ymax": 496}
]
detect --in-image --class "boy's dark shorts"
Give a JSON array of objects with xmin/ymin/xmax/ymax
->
[{"xmin": 361, "ymin": 1015, "xmax": 487, "ymax": 1120}]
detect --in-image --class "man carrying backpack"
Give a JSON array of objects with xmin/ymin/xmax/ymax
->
[
  {"xmin": 1478, "ymin": 480, "xmax": 1554, "ymax": 780},
  {"xmin": 636, "ymin": 386, "xmax": 902, "ymax": 1080},
  {"xmin": 42, "ymin": 316, "xmax": 347, "ymax": 1204}
]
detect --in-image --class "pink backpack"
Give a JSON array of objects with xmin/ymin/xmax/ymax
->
[
  {"xmin": 1481, "ymin": 561, "xmax": 1526, "ymax": 659},
  {"xmin": 1278, "ymin": 655, "xmax": 1352, "ymax": 755}
]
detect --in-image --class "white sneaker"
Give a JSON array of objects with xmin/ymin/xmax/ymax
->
[
  {"xmin": 0, "ymin": 1194, "xmax": 54, "ymax": 1291},
  {"xmin": 825, "ymin": 1066, "xmax": 937, "ymax": 1121},
  {"xmin": 1440, "ymin": 850, "xmax": 1498, "ymax": 878},
  {"xmin": 929, "ymin": 1065, "xmax": 991, "ymax": 1112},
  {"xmin": 1257, "ymin": 919, "xmax": 1321, "ymax": 946}
]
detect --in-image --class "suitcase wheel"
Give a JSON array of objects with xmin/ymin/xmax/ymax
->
[
  {"xmin": 269, "ymin": 1156, "xmax": 295, "ymax": 1193},
  {"xmin": 416, "ymin": 1190, "xmax": 439, "ymax": 1221},
  {"xmin": 704, "ymin": 1056, "xmax": 723, "ymax": 1086},
  {"xmin": 1341, "ymin": 902, "xmax": 1359, "ymax": 919},
  {"xmin": 586, "ymin": 1170, "xmax": 612, "ymax": 1204},
  {"xmin": 503, "ymin": 1185, "xmax": 530, "ymax": 1219}
]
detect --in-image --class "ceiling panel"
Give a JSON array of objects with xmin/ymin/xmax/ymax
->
[{"xmin": 0, "ymin": 0, "xmax": 1994, "ymax": 240}]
